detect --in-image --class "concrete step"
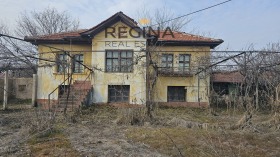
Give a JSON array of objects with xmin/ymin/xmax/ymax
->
[
  {"xmin": 60, "ymin": 90, "xmax": 90, "ymax": 95},
  {"xmin": 59, "ymin": 93, "xmax": 87, "ymax": 99},
  {"xmin": 59, "ymin": 96, "xmax": 86, "ymax": 102},
  {"xmin": 74, "ymin": 81, "xmax": 91, "ymax": 84},
  {"xmin": 59, "ymin": 97, "xmax": 80, "ymax": 101},
  {"xmin": 54, "ymin": 80, "xmax": 91, "ymax": 112}
]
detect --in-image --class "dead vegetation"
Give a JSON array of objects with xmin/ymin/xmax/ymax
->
[
  {"xmin": 0, "ymin": 103, "xmax": 78, "ymax": 156},
  {"xmin": 1, "ymin": 104, "xmax": 280, "ymax": 157}
]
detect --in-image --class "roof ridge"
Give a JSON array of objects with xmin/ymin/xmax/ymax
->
[{"xmin": 80, "ymin": 11, "xmax": 138, "ymax": 35}]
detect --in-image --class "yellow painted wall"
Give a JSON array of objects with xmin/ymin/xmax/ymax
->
[
  {"xmin": 92, "ymin": 21, "xmax": 147, "ymax": 104},
  {"xmin": 151, "ymin": 46, "xmax": 210, "ymax": 103},
  {"xmin": 35, "ymin": 21, "xmax": 211, "ymax": 106},
  {"xmin": 37, "ymin": 44, "xmax": 92, "ymax": 100}
]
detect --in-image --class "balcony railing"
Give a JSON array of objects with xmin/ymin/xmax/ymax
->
[{"xmin": 157, "ymin": 67, "xmax": 195, "ymax": 77}]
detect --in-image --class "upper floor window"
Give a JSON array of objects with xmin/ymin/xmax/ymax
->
[
  {"xmin": 106, "ymin": 50, "xmax": 133, "ymax": 72},
  {"xmin": 179, "ymin": 54, "xmax": 190, "ymax": 71},
  {"xmin": 57, "ymin": 54, "xmax": 67, "ymax": 73},
  {"xmin": 161, "ymin": 54, "xmax": 173, "ymax": 68},
  {"xmin": 73, "ymin": 54, "xmax": 84, "ymax": 73}
]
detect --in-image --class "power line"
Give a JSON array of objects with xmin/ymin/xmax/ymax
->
[
  {"xmin": 0, "ymin": 33, "xmax": 93, "ymax": 72},
  {"xmin": 21, "ymin": 50, "xmax": 280, "ymax": 53},
  {"xmin": 0, "ymin": 33, "xmax": 26, "ymax": 42},
  {"xmin": 149, "ymin": 0, "xmax": 232, "ymax": 27}
]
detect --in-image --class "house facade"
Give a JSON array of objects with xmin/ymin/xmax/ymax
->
[{"xmin": 25, "ymin": 12, "xmax": 223, "ymax": 109}]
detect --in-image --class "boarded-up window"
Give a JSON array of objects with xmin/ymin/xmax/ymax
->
[
  {"xmin": 167, "ymin": 86, "xmax": 186, "ymax": 102},
  {"xmin": 108, "ymin": 85, "xmax": 130, "ymax": 102}
]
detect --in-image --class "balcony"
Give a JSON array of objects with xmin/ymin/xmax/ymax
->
[{"xmin": 157, "ymin": 67, "xmax": 194, "ymax": 77}]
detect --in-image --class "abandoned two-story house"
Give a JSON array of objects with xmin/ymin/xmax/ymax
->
[{"xmin": 25, "ymin": 12, "xmax": 223, "ymax": 110}]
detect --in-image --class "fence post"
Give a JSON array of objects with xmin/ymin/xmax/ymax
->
[
  {"xmin": 3, "ymin": 70, "xmax": 8, "ymax": 110},
  {"xmin": 32, "ymin": 74, "xmax": 37, "ymax": 107}
]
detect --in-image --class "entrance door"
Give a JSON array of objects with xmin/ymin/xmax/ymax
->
[{"xmin": 58, "ymin": 85, "xmax": 70, "ymax": 97}]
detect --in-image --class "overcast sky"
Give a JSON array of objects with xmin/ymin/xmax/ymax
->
[{"xmin": 0, "ymin": 0, "xmax": 279, "ymax": 50}]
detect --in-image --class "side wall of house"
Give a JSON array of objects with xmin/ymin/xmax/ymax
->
[
  {"xmin": 37, "ymin": 44, "xmax": 92, "ymax": 106},
  {"xmin": 92, "ymin": 21, "xmax": 147, "ymax": 105}
]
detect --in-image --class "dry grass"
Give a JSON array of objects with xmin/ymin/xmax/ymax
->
[
  {"xmin": 0, "ymin": 103, "xmax": 79, "ymax": 157},
  {"xmin": 126, "ymin": 126, "xmax": 280, "ymax": 157},
  {"xmin": 28, "ymin": 127, "xmax": 79, "ymax": 157},
  {"xmin": 124, "ymin": 106, "xmax": 280, "ymax": 157},
  {"xmin": 2, "ymin": 104, "xmax": 280, "ymax": 157}
]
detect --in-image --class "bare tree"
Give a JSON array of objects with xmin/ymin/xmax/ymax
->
[
  {"xmin": 214, "ymin": 43, "xmax": 280, "ymax": 112},
  {"xmin": 0, "ymin": 7, "xmax": 80, "ymax": 74},
  {"xmin": 136, "ymin": 6, "xmax": 191, "ymax": 31},
  {"xmin": 16, "ymin": 7, "xmax": 80, "ymax": 37},
  {"xmin": 0, "ymin": 22, "xmax": 37, "ymax": 73}
]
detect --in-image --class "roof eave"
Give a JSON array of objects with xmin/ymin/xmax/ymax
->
[
  {"xmin": 24, "ymin": 38, "xmax": 90, "ymax": 45},
  {"xmin": 153, "ymin": 40, "xmax": 224, "ymax": 49}
]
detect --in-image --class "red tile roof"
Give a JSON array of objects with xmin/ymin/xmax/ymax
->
[
  {"xmin": 212, "ymin": 71, "xmax": 244, "ymax": 83},
  {"xmin": 26, "ymin": 29, "xmax": 223, "ymax": 44},
  {"xmin": 24, "ymin": 12, "xmax": 223, "ymax": 47},
  {"xmin": 157, "ymin": 31, "xmax": 222, "ymax": 43},
  {"xmin": 24, "ymin": 29, "xmax": 87, "ymax": 40}
]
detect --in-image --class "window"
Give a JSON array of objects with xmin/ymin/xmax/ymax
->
[
  {"xmin": 108, "ymin": 85, "xmax": 130, "ymax": 102},
  {"xmin": 167, "ymin": 86, "xmax": 186, "ymax": 102},
  {"xmin": 106, "ymin": 50, "xmax": 133, "ymax": 72},
  {"xmin": 72, "ymin": 54, "xmax": 84, "ymax": 73},
  {"xmin": 57, "ymin": 54, "xmax": 67, "ymax": 73},
  {"xmin": 179, "ymin": 54, "xmax": 190, "ymax": 71},
  {"xmin": 18, "ymin": 85, "xmax": 26, "ymax": 92},
  {"xmin": 161, "ymin": 54, "xmax": 173, "ymax": 68}
]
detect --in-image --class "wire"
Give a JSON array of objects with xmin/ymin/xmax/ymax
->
[
  {"xmin": 149, "ymin": 0, "xmax": 232, "ymax": 27},
  {"xmin": 0, "ymin": 33, "xmax": 26, "ymax": 42},
  {"xmin": 22, "ymin": 50, "xmax": 280, "ymax": 53}
]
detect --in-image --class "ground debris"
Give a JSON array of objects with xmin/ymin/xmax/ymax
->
[{"xmin": 66, "ymin": 123, "xmax": 166, "ymax": 157}]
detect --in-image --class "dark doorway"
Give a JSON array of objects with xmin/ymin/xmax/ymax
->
[{"xmin": 58, "ymin": 85, "xmax": 70, "ymax": 97}]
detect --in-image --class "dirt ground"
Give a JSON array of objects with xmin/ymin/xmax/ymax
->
[{"xmin": 1, "ymin": 103, "xmax": 280, "ymax": 157}]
